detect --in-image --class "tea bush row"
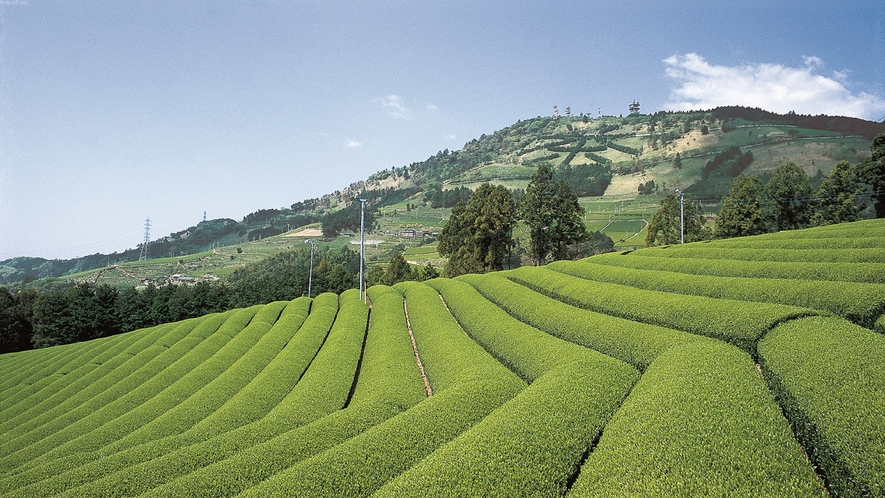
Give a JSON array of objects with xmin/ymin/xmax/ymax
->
[
  {"xmin": 458, "ymin": 272, "xmax": 703, "ymax": 371},
  {"xmin": 22, "ymin": 303, "xmax": 282, "ymax": 469},
  {"xmin": 548, "ymin": 260, "xmax": 885, "ymax": 326},
  {"xmin": 359, "ymin": 278, "xmax": 640, "ymax": 497},
  {"xmin": 704, "ymin": 235, "xmax": 885, "ymax": 250},
  {"xmin": 376, "ymin": 358, "xmax": 637, "ymax": 497},
  {"xmin": 0, "ymin": 320, "xmax": 178, "ymax": 432},
  {"xmin": 0, "ymin": 306, "xmax": 259, "ymax": 475},
  {"xmin": 33, "ymin": 292, "xmax": 363, "ymax": 497},
  {"xmin": 569, "ymin": 341, "xmax": 826, "ymax": 497},
  {"xmin": 758, "ymin": 316, "xmax": 885, "ymax": 497},
  {"xmin": 236, "ymin": 282, "xmax": 529, "ymax": 497},
  {"xmin": 0, "ymin": 327, "xmax": 131, "ymax": 411},
  {"xmin": 634, "ymin": 245, "xmax": 885, "ymax": 263},
  {"xmin": 425, "ymin": 278, "xmax": 602, "ymax": 382},
  {"xmin": 140, "ymin": 287, "xmax": 426, "ymax": 497},
  {"xmin": 592, "ymin": 252, "xmax": 885, "ymax": 284},
  {"xmin": 507, "ymin": 266, "xmax": 813, "ymax": 352}
]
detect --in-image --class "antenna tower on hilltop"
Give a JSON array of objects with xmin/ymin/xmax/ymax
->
[
  {"xmin": 139, "ymin": 217, "xmax": 151, "ymax": 261},
  {"xmin": 203, "ymin": 211, "xmax": 207, "ymax": 222},
  {"xmin": 629, "ymin": 101, "xmax": 641, "ymax": 115},
  {"xmin": 553, "ymin": 104, "xmax": 559, "ymax": 119}
]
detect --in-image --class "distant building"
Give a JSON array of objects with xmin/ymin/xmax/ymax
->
[{"xmin": 629, "ymin": 101, "xmax": 640, "ymax": 115}]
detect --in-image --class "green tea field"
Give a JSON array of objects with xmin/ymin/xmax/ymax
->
[{"xmin": 1, "ymin": 219, "xmax": 883, "ymax": 496}]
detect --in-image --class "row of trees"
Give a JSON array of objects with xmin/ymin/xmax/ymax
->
[
  {"xmin": 646, "ymin": 131, "xmax": 885, "ymax": 244},
  {"xmin": 438, "ymin": 165, "xmax": 612, "ymax": 276}
]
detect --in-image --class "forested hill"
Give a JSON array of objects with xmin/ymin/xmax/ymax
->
[{"xmin": 2, "ymin": 106, "xmax": 882, "ymax": 285}]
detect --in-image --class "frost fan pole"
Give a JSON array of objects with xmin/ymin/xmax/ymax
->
[{"xmin": 355, "ymin": 194, "xmax": 368, "ymax": 301}]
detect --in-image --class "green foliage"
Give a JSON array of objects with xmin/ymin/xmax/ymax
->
[
  {"xmin": 438, "ymin": 183, "xmax": 517, "ymax": 277},
  {"xmin": 427, "ymin": 277, "xmax": 593, "ymax": 382},
  {"xmin": 592, "ymin": 251, "xmax": 885, "ymax": 284},
  {"xmin": 509, "ymin": 265, "xmax": 812, "ymax": 352},
  {"xmin": 459, "ymin": 273, "xmax": 700, "ymax": 371},
  {"xmin": 759, "ymin": 316, "xmax": 885, "ymax": 497},
  {"xmin": 812, "ymin": 160, "xmax": 867, "ymax": 226},
  {"xmin": 554, "ymin": 163, "xmax": 613, "ymax": 196},
  {"xmin": 859, "ymin": 131, "xmax": 885, "ymax": 217},
  {"xmin": 765, "ymin": 161, "xmax": 813, "ymax": 230},
  {"xmin": 521, "ymin": 165, "xmax": 587, "ymax": 265},
  {"xmin": 321, "ymin": 199, "xmax": 377, "ymax": 237},
  {"xmin": 717, "ymin": 174, "xmax": 774, "ymax": 237},
  {"xmin": 551, "ymin": 259, "xmax": 884, "ymax": 327},
  {"xmin": 645, "ymin": 192, "xmax": 710, "ymax": 246},
  {"xmin": 570, "ymin": 341, "xmax": 826, "ymax": 497},
  {"xmin": 377, "ymin": 359, "xmax": 637, "ymax": 497}
]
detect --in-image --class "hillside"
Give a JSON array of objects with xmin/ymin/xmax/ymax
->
[
  {"xmin": 0, "ymin": 219, "xmax": 883, "ymax": 496},
  {"xmin": 2, "ymin": 106, "xmax": 881, "ymax": 287}
]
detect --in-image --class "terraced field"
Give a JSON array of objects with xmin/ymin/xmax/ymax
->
[{"xmin": 1, "ymin": 219, "xmax": 884, "ymax": 496}]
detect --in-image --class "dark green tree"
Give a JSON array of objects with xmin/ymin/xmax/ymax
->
[
  {"xmin": 520, "ymin": 165, "xmax": 587, "ymax": 265},
  {"xmin": 716, "ymin": 174, "xmax": 773, "ymax": 238},
  {"xmin": 764, "ymin": 162, "xmax": 812, "ymax": 230},
  {"xmin": 811, "ymin": 160, "xmax": 867, "ymax": 226},
  {"xmin": 379, "ymin": 253, "xmax": 415, "ymax": 286},
  {"xmin": 0, "ymin": 288, "xmax": 32, "ymax": 353},
  {"xmin": 646, "ymin": 192, "xmax": 710, "ymax": 246},
  {"xmin": 859, "ymin": 131, "xmax": 885, "ymax": 218},
  {"xmin": 438, "ymin": 183, "xmax": 517, "ymax": 277}
]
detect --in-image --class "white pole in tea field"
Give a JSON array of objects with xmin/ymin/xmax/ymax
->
[
  {"xmin": 355, "ymin": 194, "xmax": 368, "ymax": 301},
  {"xmin": 675, "ymin": 189, "xmax": 685, "ymax": 244},
  {"xmin": 305, "ymin": 239, "xmax": 317, "ymax": 298}
]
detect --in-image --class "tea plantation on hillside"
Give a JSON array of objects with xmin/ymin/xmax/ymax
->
[{"xmin": 1, "ymin": 219, "xmax": 883, "ymax": 497}]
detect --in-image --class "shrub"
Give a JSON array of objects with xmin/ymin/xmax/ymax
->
[
  {"xmin": 758, "ymin": 316, "xmax": 885, "ymax": 497},
  {"xmin": 507, "ymin": 266, "xmax": 813, "ymax": 352},
  {"xmin": 0, "ymin": 307, "xmax": 258, "ymax": 475},
  {"xmin": 0, "ymin": 321, "xmax": 175, "ymax": 429},
  {"xmin": 234, "ymin": 282, "xmax": 529, "ymax": 497},
  {"xmin": 591, "ymin": 252, "xmax": 885, "ymax": 284},
  {"xmin": 458, "ymin": 273, "xmax": 701, "ymax": 371},
  {"xmin": 570, "ymin": 341, "xmax": 826, "ymax": 497},
  {"xmin": 549, "ymin": 259, "xmax": 885, "ymax": 327},
  {"xmin": 376, "ymin": 359, "xmax": 637, "ymax": 497}
]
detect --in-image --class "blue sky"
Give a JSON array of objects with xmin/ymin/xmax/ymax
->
[{"xmin": 1, "ymin": 0, "xmax": 883, "ymax": 260}]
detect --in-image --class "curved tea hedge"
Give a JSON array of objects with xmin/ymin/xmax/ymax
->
[{"xmin": 0, "ymin": 219, "xmax": 883, "ymax": 497}]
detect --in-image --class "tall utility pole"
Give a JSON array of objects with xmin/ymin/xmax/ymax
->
[
  {"xmin": 139, "ymin": 218, "xmax": 151, "ymax": 261},
  {"xmin": 355, "ymin": 194, "xmax": 368, "ymax": 301},
  {"xmin": 305, "ymin": 239, "xmax": 317, "ymax": 298},
  {"xmin": 675, "ymin": 190, "xmax": 685, "ymax": 244}
]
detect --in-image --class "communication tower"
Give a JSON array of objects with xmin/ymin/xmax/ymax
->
[
  {"xmin": 139, "ymin": 218, "xmax": 151, "ymax": 261},
  {"xmin": 629, "ymin": 101, "xmax": 641, "ymax": 115},
  {"xmin": 553, "ymin": 104, "xmax": 559, "ymax": 119},
  {"xmin": 203, "ymin": 211, "xmax": 207, "ymax": 222}
]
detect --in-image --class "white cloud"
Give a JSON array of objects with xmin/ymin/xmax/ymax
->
[
  {"xmin": 373, "ymin": 95, "xmax": 411, "ymax": 120},
  {"xmin": 344, "ymin": 140, "xmax": 361, "ymax": 148},
  {"xmin": 426, "ymin": 103, "xmax": 439, "ymax": 112},
  {"xmin": 663, "ymin": 53, "xmax": 885, "ymax": 120}
]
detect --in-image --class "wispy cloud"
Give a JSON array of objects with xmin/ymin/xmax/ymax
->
[
  {"xmin": 426, "ymin": 103, "xmax": 439, "ymax": 112},
  {"xmin": 344, "ymin": 140, "xmax": 362, "ymax": 148},
  {"xmin": 373, "ymin": 95, "xmax": 411, "ymax": 120},
  {"xmin": 663, "ymin": 53, "xmax": 885, "ymax": 120}
]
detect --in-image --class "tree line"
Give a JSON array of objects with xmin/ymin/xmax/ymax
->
[
  {"xmin": 438, "ymin": 164, "xmax": 614, "ymax": 276},
  {"xmin": 0, "ymin": 246, "xmax": 361, "ymax": 354},
  {"xmin": 646, "ymin": 131, "xmax": 885, "ymax": 245}
]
